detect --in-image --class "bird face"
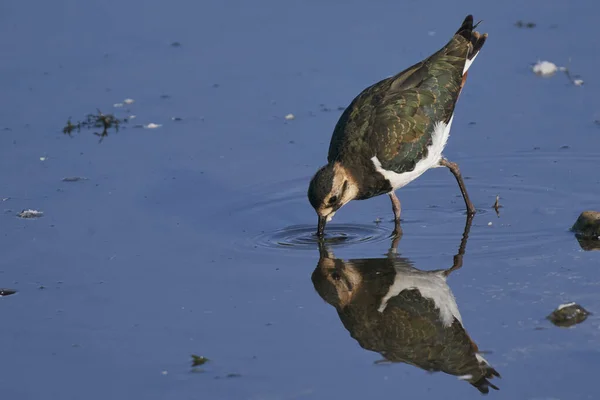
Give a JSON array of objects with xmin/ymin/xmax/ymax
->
[{"xmin": 307, "ymin": 163, "xmax": 358, "ymax": 237}]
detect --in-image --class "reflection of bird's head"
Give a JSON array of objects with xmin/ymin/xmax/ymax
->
[{"xmin": 312, "ymin": 256, "xmax": 362, "ymax": 309}]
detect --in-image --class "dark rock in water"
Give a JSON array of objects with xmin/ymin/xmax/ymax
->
[
  {"xmin": 547, "ymin": 303, "xmax": 590, "ymax": 327},
  {"xmin": 0, "ymin": 288, "xmax": 17, "ymax": 297},
  {"xmin": 571, "ymin": 211, "xmax": 600, "ymax": 239},
  {"xmin": 576, "ymin": 236, "xmax": 600, "ymax": 251},
  {"xmin": 62, "ymin": 177, "xmax": 88, "ymax": 182},
  {"xmin": 191, "ymin": 354, "xmax": 209, "ymax": 366},
  {"xmin": 515, "ymin": 20, "xmax": 536, "ymax": 28}
]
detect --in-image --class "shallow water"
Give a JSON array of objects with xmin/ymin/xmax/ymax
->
[{"xmin": 2, "ymin": 0, "xmax": 600, "ymax": 399}]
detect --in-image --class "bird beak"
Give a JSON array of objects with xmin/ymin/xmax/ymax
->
[{"xmin": 317, "ymin": 215, "xmax": 327, "ymax": 238}]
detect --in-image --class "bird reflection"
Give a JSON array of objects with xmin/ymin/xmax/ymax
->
[{"xmin": 312, "ymin": 215, "xmax": 500, "ymax": 393}]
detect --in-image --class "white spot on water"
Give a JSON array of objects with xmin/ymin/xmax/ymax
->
[
  {"xmin": 533, "ymin": 61, "xmax": 558, "ymax": 77},
  {"xmin": 285, "ymin": 113, "xmax": 295, "ymax": 120},
  {"xmin": 123, "ymin": 98, "xmax": 135, "ymax": 104},
  {"xmin": 144, "ymin": 123, "xmax": 162, "ymax": 129},
  {"xmin": 18, "ymin": 209, "xmax": 43, "ymax": 218},
  {"xmin": 113, "ymin": 103, "xmax": 124, "ymax": 108}
]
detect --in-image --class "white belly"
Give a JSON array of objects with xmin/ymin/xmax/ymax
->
[{"xmin": 371, "ymin": 115, "xmax": 453, "ymax": 190}]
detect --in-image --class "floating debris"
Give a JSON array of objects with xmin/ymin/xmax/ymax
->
[
  {"xmin": 0, "ymin": 288, "xmax": 17, "ymax": 297},
  {"xmin": 493, "ymin": 195, "xmax": 502, "ymax": 216},
  {"xmin": 559, "ymin": 59, "xmax": 584, "ymax": 86},
  {"xmin": 39, "ymin": 156, "xmax": 47, "ymax": 161},
  {"xmin": 62, "ymin": 177, "xmax": 88, "ymax": 182},
  {"xmin": 62, "ymin": 110, "xmax": 124, "ymax": 142},
  {"xmin": 515, "ymin": 20, "xmax": 536, "ymax": 28},
  {"xmin": 191, "ymin": 355, "xmax": 209, "ymax": 367},
  {"xmin": 129, "ymin": 115, "xmax": 136, "ymax": 120},
  {"xmin": 532, "ymin": 61, "xmax": 557, "ymax": 77},
  {"xmin": 547, "ymin": 303, "xmax": 590, "ymax": 327},
  {"xmin": 113, "ymin": 103, "xmax": 124, "ymax": 108},
  {"xmin": 284, "ymin": 113, "xmax": 295, "ymax": 120},
  {"xmin": 487, "ymin": 221, "xmax": 493, "ymax": 226},
  {"xmin": 123, "ymin": 98, "xmax": 135, "ymax": 105},
  {"xmin": 171, "ymin": 117, "xmax": 183, "ymax": 121},
  {"xmin": 144, "ymin": 123, "xmax": 162, "ymax": 129},
  {"xmin": 17, "ymin": 209, "xmax": 43, "ymax": 218}
]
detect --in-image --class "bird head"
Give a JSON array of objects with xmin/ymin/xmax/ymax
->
[{"xmin": 307, "ymin": 162, "xmax": 358, "ymax": 237}]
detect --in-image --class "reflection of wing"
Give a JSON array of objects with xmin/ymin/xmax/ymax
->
[
  {"xmin": 325, "ymin": 261, "xmax": 498, "ymax": 394},
  {"xmin": 378, "ymin": 288, "xmax": 476, "ymax": 370},
  {"xmin": 379, "ymin": 267, "xmax": 461, "ymax": 327}
]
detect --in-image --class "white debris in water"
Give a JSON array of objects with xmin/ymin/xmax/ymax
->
[
  {"xmin": 144, "ymin": 123, "xmax": 162, "ymax": 129},
  {"xmin": 113, "ymin": 103, "xmax": 124, "ymax": 108},
  {"xmin": 284, "ymin": 113, "xmax": 295, "ymax": 120},
  {"xmin": 18, "ymin": 209, "xmax": 43, "ymax": 218},
  {"xmin": 128, "ymin": 115, "xmax": 136, "ymax": 120},
  {"xmin": 123, "ymin": 98, "xmax": 135, "ymax": 104},
  {"xmin": 39, "ymin": 156, "xmax": 46, "ymax": 161},
  {"xmin": 573, "ymin": 79, "xmax": 584, "ymax": 86},
  {"xmin": 532, "ymin": 61, "xmax": 558, "ymax": 77},
  {"xmin": 488, "ymin": 221, "xmax": 493, "ymax": 226},
  {"xmin": 558, "ymin": 302, "xmax": 576, "ymax": 310},
  {"xmin": 161, "ymin": 370, "xmax": 168, "ymax": 375}
]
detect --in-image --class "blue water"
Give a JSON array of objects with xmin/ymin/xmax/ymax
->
[{"xmin": 2, "ymin": 0, "xmax": 600, "ymax": 399}]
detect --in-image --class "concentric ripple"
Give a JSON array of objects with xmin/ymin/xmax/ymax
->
[{"xmin": 253, "ymin": 223, "xmax": 391, "ymax": 250}]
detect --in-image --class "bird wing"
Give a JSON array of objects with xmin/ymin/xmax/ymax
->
[{"xmin": 328, "ymin": 31, "xmax": 472, "ymax": 174}]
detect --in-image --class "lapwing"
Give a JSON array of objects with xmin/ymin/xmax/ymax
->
[
  {"xmin": 312, "ymin": 215, "xmax": 500, "ymax": 393},
  {"xmin": 308, "ymin": 15, "xmax": 487, "ymax": 237}
]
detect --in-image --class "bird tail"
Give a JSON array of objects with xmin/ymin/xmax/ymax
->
[
  {"xmin": 468, "ymin": 353, "xmax": 501, "ymax": 394},
  {"xmin": 455, "ymin": 15, "xmax": 488, "ymax": 74}
]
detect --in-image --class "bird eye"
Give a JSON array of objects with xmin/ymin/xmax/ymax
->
[
  {"xmin": 331, "ymin": 271, "xmax": 341, "ymax": 281},
  {"xmin": 328, "ymin": 195, "xmax": 338, "ymax": 204}
]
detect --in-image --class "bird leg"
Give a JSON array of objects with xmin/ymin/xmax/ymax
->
[
  {"xmin": 443, "ymin": 213, "xmax": 474, "ymax": 276},
  {"xmin": 389, "ymin": 192, "xmax": 403, "ymax": 237},
  {"xmin": 439, "ymin": 158, "xmax": 476, "ymax": 215}
]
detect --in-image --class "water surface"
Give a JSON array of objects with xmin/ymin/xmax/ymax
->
[{"xmin": 1, "ymin": 0, "xmax": 600, "ymax": 399}]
